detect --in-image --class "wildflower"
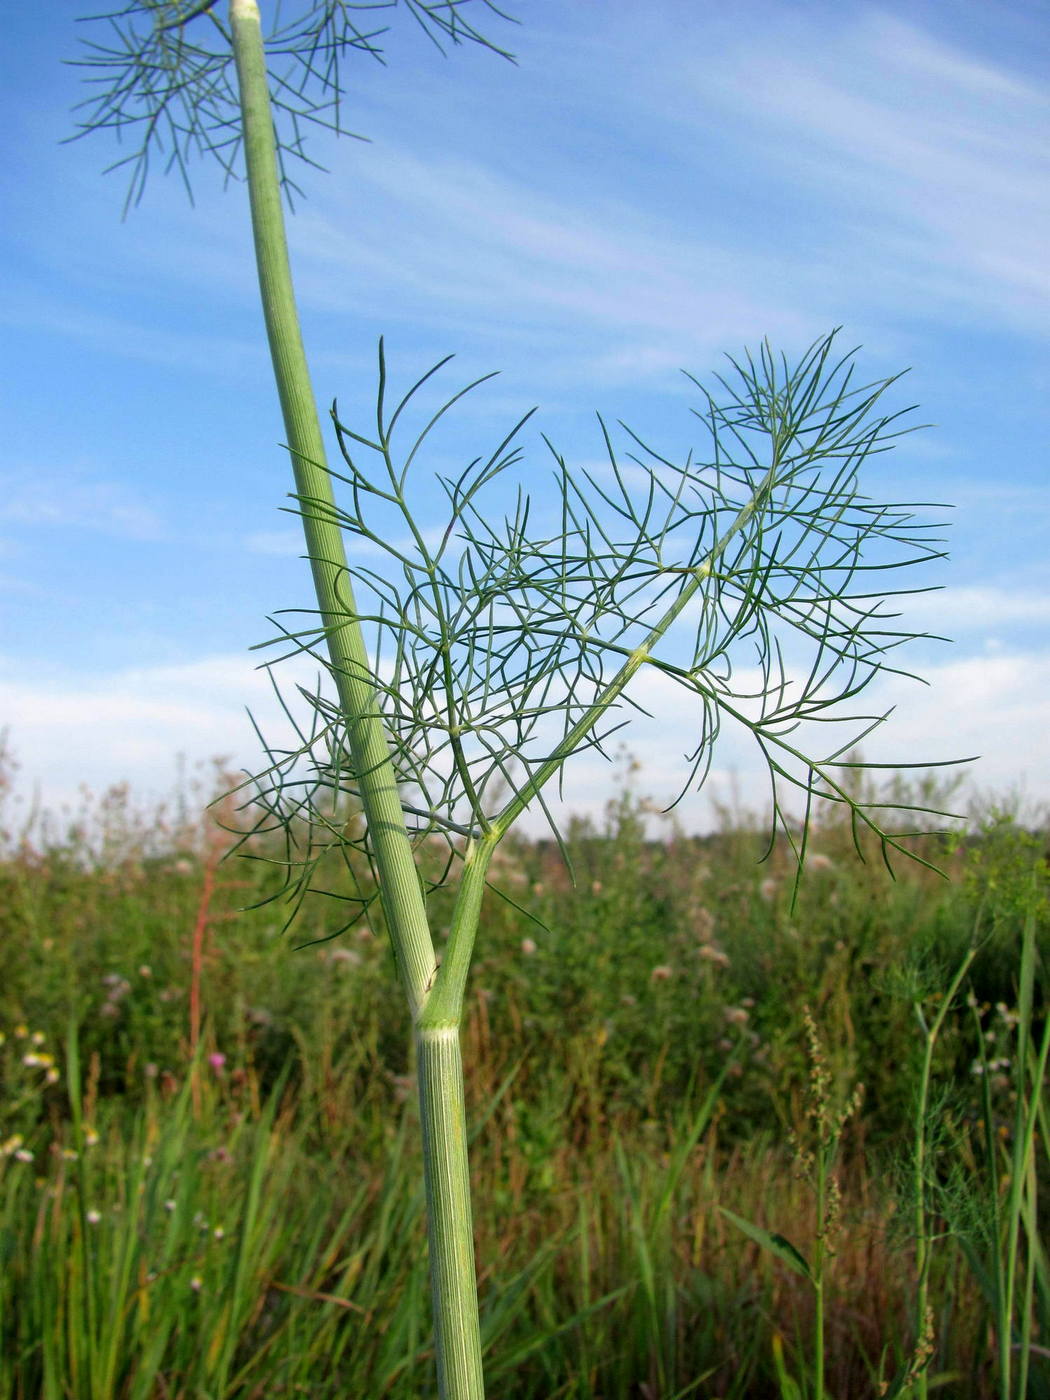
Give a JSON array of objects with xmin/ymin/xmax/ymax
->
[
  {"xmin": 208, "ymin": 1053, "xmax": 226, "ymax": 1073},
  {"xmin": 327, "ymin": 948, "xmax": 360, "ymax": 966},
  {"xmin": 14, "ymin": 1025, "xmax": 27, "ymax": 1039},
  {"xmin": 591, "ymin": 880, "xmax": 603, "ymax": 895},
  {"xmin": 808, "ymin": 853, "xmax": 834, "ymax": 872},
  {"xmin": 22, "ymin": 1053, "xmax": 41, "ymax": 1067},
  {"xmin": 14, "ymin": 1149, "xmax": 33, "ymax": 1164},
  {"xmin": 724, "ymin": 1006, "xmax": 750, "ymax": 1026},
  {"xmin": 213, "ymin": 1226, "xmax": 225, "ymax": 1240},
  {"xmin": 520, "ymin": 937, "xmax": 537, "ymax": 956},
  {"xmin": 45, "ymin": 1069, "xmax": 59, "ymax": 1085},
  {"xmin": 189, "ymin": 1275, "xmax": 203, "ymax": 1293},
  {"xmin": 650, "ymin": 965, "xmax": 673, "ymax": 982},
  {"xmin": 698, "ymin": 944, "xmax": 730, "ymax": 967},
  {"xmin": 30, "ymin": 1031, "xmax": 46, "ymax": 1046},
  {"xmin": 83, "ymin": 1128, "xmax": 99, "ymax": 1148},
  {"xmin": 1, "ymin": 1134, "xmax": 24, "ymax": 1156},
  {"xmin": 759, "ymin": 878, "xmax": 778, "ymax": 901},
  {"xmin": 173, "ymin": 858, "xmax": 193, "ymax": 876},
  {"xmin": 144, "ymin": 1063, "xmax": 159, "ymax": 1079},
  {"xmin": 62, "ymin": 1148, "xmax": 78, "ymax": 1161},
  {"xmin": 693, "ymin": 907, "xmax": 715, "ymax": 940},
  {"xmin": 138, "ymin": 964, "xmax": 152, "ymax": 978},
  {"xmin": 86, "ymin": 1209, "xmax": 102, "ymax": 1225},
  {"xmin": 164, "ymin": 1199, "xmax": 177, "ymax": 1212}
]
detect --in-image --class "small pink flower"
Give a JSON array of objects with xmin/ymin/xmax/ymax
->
[{"xmin": 208, "ymin": 1053, "xmax": 226, "ymax": 1073}]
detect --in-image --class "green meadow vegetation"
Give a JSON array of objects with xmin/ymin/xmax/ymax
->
[
  {"xmin": 0, "ymin": 749, "xmax": 1045, "ymax": 1398},
  {"xmin": 44, "ymin": 3, "xmax": 1046, "ymax": 1394}
]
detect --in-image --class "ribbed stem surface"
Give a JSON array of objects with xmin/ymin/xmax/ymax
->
[{"xmin": 417, "ymin": 1027, "xmax": 485, "ymax": 1399}]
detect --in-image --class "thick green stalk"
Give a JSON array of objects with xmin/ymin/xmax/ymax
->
[
  {"xmin": 227, "ymin": 6, "xmax": 485, "ymax": 1394},
  {"xmin": 227, "ymin": 0, "xmax": 435, "ymax": 1018},
  {"xmin": 416, "ymin": 1026, "xmax": 485, "ymax": 1399}
]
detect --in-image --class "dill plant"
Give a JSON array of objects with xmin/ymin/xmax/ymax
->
[{"xmin": 71, "ymin": 4, "xmax": 964, "ymax": 1395}]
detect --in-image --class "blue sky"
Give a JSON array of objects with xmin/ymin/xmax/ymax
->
[{"xmin": 1, "ymin": 0, "xmax": 1047, "ymax": 837}]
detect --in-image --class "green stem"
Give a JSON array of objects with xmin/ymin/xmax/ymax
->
[
  {"xmin": 227, "ymin": 8, "xmax": 485, "ymax": 1394},
  {"xmin": 227, "ymin": 0, "xmax": 435, "ymax": 1018},
  {"xmin": 417, "ymin": 1026, "xmax": 485, "ymax": 1400},
  {"xmin": 423, "ymin": 837, "xmax": 498, "ymax": 1030}
]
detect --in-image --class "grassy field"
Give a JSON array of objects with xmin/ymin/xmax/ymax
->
[{"xmin": 0, "ymin": 753, "xmax": 1046, "ymax": 1399}]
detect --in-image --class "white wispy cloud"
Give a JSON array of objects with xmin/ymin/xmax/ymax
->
[
  {"xmin": 273, "ymin": 5, "xmax": 1050, "ymax": 387},
  {"xmin": 682, "ymin": 9, "xmax": 1050, "ymax": 333},
  {"xmin": 0, "ymin": 471, "xmax": 164, "ymax": 539},
  {"xmin": 2, "ymin": 638, "xmax": 1045, "ymax": 838},
  {"xmin": 291, "ymin": 146, "xmax": 818, "ymax": 381}
]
